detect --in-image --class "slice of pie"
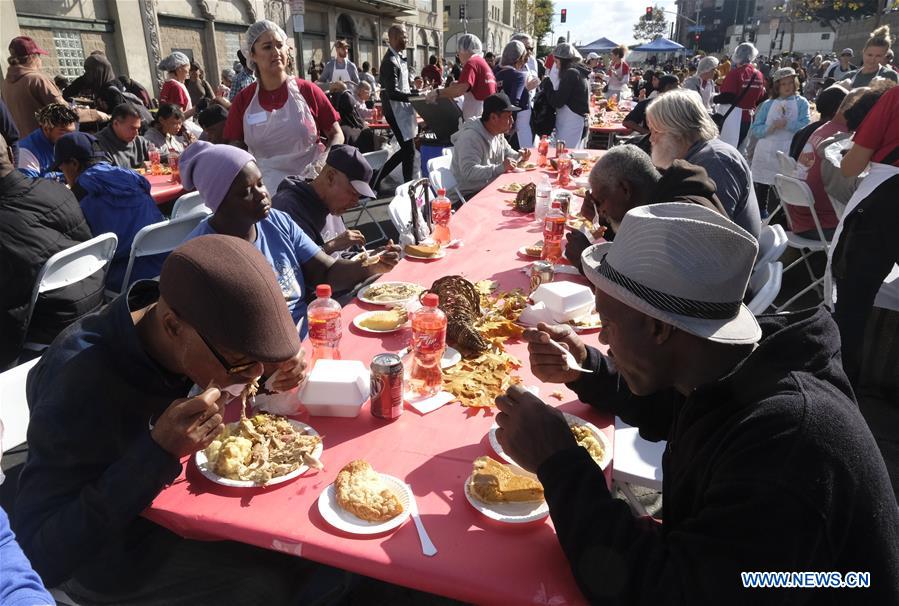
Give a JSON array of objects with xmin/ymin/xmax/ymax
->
[
  {"xmin": 405, "ymin": 242, "xmax": 440, "ymax": 257},
  {"xmin": 468, "ymin": 456, "xmax": 544, "ymax": 504},
  {"xmin": 358, "ymin": 308, "xmax": 408, "ymax": 331},
  {"xmin": 335, "ymin": 460, "xmax": 404, "ymax": 522}
]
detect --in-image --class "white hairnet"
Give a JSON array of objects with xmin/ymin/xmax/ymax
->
[
  {"xmin": 731, "ymin": 42, "xmax": 758, "ymax": 66},
  {"xmin": 242, "ymin": 20, "xmax": 288, "ymax": 72},
  {"xmin": 457, "ymin": 34, "xmax": 483, "ymax": 55},
  {"xmin": 696, "ymin": 56, "xmax": 719, "ymax": 75},
  {"xmin": 158, "ymin": 52, "xmax": 190, "ymax": 73}
]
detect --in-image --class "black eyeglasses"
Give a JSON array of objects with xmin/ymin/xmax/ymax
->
[{"xmin": 197, "ymin": 330, "xmax": 257, "ymax": 375}]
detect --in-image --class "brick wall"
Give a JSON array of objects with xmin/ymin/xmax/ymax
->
[{"xmin": 159, "ymin": 24, "xmax": 206, "ymax": 66}]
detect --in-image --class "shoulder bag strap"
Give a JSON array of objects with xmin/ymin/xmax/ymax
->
[{"xmin": 721, "ymin": 72, "xmax": 758, "ymax": 122}]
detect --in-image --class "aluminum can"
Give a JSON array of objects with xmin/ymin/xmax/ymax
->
[
  {"xmin": 370, "ymin": 353, "xmax": 404, "ymax": 419},
  {"xmin": 555, "ymin": 191, "xmax": 571, "ymax": 216},
  {"xmin": 529, "ymin": 260, "xmax": 555, "ymax": 293},
  {"xmin": 555, "ymin": 140, "xmax": 566, "ymax": 157}
]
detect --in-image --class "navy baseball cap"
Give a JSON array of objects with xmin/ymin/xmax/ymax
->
[
  {"xmin": 325, "ymin": 144, "xmax": 377, "ymax": 198},
  {"xmin": 52, "ymin": 132, "xmax": 108, "ymax": 170}
]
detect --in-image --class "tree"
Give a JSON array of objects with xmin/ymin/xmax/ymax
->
[
  {"xmin": 633, "ymin": 4, "xmax": 668, "ymax": 43},
  {"xmin": 512, "ymin": 0, "xmax": 555, "ymax": 47},
  {"xmin": 773, "ymin": 0, "xmax": 881, "ymax": 33}
]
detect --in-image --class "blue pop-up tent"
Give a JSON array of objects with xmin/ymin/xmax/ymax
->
[
  {"xmin": 578, "ymin": 37, "xmax": 619, "ymax": 54},
  {"xmin": 629, "ymin": 37, "xmax": 686, "ymax": 52}
]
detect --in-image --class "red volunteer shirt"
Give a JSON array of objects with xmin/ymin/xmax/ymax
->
[
  {"xmin": 223, "ymin": 77, "xmax": 340, "ymax": 142},
  {"xmin": 459, "ymin": 55, "xmax": 496, "ymax": 101},
  {"xmin": 720, "ymin": 64, "xmax": 766, "ymax": 121},
  {"xmin": 853, "ymin": 86, "xmax": 899, "ymax": 166},
  {"xmin": 160, "ymin": 80, "xmax": 189, "ymax": 111}
]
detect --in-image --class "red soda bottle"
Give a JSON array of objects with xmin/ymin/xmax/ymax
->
[
  {"xmin": 557, "ymin": 151, "xmax": 572, "ymax": 187},
  {"xmin": 541, "ymin": 200, "xmax": 565, "ymax": 263},
  {"xmin": 431, "ymin": 188, "xmax": 452, "ymax": 245},
  {"xmin": 537, "ymin": 135, "xmax": 549, "ymax": 167},
  {"xmin": 307, "ymin": 284, "xmax": 342, "ymax": 369},
  {"xmin": 408, "ymin": 294, "xmax": 447, "ymax": 397}
]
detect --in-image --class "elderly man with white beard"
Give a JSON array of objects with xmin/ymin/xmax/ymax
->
[{"xmin": 646, "ymin": 89, "xmax": 761, "ymax": 239}]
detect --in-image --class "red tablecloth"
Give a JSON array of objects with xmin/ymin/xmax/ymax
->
[
  {"xmin": 146, "ymin": 174, "xmax": 185, "ymax": 206},
  {"xmin": 144, "ymin": 157, "xmax": 610, "ymax": 605}
]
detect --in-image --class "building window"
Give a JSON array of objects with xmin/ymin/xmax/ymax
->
[
  {"xmin": 224, "ymin": 32, "xmax": 241, "ymax": 66},
  {"xmin": 53, "ymin": 30, "xmax": 85, "ymax": 79},
  {"xmin": 821, "ymin": 33, "xmax": 830, "ymax": 40}
]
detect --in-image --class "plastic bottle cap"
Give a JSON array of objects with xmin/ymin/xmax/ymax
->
[
  {"xmin": 437, "ymin": 188, "xmax": 446, "ymax": 196},
  {"xmin": 422, "ymin": 293, "xmax": 439, "ymax": 307},
  {"xmin": 316, "ymin": 284, "xmax": 332, "ymax": 298}
]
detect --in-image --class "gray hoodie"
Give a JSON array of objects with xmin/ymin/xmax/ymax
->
[{"xmin": 450, "ymin": 118, "xmax": 520, "ymax": 198}]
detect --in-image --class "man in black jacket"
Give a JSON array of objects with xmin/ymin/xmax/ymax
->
[
  {"xmin": 565, "ymin": 144, "xmax": 726, "ymax": 271},
  {"xmin": 497, "ymin": 203, "xmax": 899, "ymax": 604},
  {"xmin": 376, "ymin": 24, "xmax": 420, "ymax": 191},
  {"xmin": 0, "ymin": 136, "xmax": 104, "ymax": 368}
]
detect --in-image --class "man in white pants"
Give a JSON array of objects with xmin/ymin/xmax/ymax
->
[{"xmin": 511, "ymin": 33, "xmax": 541, "ymax": 148}]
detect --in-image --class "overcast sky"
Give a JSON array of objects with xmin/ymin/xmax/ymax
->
[{"xmin": 551, "ymin": 0, "xmax": 681, "ymax": 47}]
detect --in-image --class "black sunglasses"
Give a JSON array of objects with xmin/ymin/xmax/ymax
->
[{"xmin": 197, "ymin": 330, "xmax": 257, "ymax": 375}]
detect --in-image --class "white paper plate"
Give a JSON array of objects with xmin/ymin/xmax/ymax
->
[
  {"xmin": 357, "ymin": 281, "xmax": 424, "ymax": 306},
  {"xmin": 497, "ymin": 184, "xmax": 527, "ymax": 194},
  {"xmin": 404, "ymin": 248, "xmax": 447, "ymax": 260},
  {"xmin": 352, "ymin": 310, "xmax": 409, "ymax": 334},
  {"xmin": 517, "ymin": 245, "xmax": 543, "ymax": 259},
  {"xmin": 318, "ymin": 474, "xmax": 412, "ymax": 534},
  {"xmin": 195, "ymin": 420, "xmax": 323, "ymax": 488},
  {"xmin": 568, "ymin": 311, "xmax": 602, "ymax": 333},
  {"xmin": 463, "ymin": 473, "xmax": 549, "ymax": 523},
  {"xmin": 441, "ymin": 346, "xmax": 462, "ymax": 369},
  {"xmin": 488, "ymin": 412, "xmax": 611, "ymax": 471}
]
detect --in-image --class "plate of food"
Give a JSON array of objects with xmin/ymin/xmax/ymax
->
[
  {"xmin": 517, "ymin": 241, "xmax": 544, "ymax": 259},
  {"xmin": 572, "ymin": 187, "xmax": 588, "ymax": 198},
  {"xmin": 567, "ymin": 310, "xmax": 602, "ymax": 333},
  {"xmin": 318, "ymin": 460, "xmax": 412, "ymax": 534},
  {"xmin": 404, "ymin": 242, "xmax": 446, "ymax": 260},
  {"xmin": 402, "ymin": 346, "xmax": 461, "ymax": 369},
  {"xmin": 463, "ymin": 456, "xmax": 549, "ymax": 523},
  {"xmin": 497, "ymin": 182, "xmax": 527, "ymax": 194},
  {"xmin": 566, "ymin": 215, "xmax": 594, "ymax": 231},
  {"xmin": 353, "ymin": 309, "xmax": 409, "ymax": 333},
  {"xmin": 357, "ymin": 282, "xmax": 425, "ymax": 306},
  {"xmin": 516, "ymin": 162, "xmax": 537, "ymax": 171},
  {"xmin": 488, "ymin": 412, "xmax": 611, "ymax": 471},
  {"xmin": 196, "ymin": 413, "xmax": 323, "ymax": 487}
]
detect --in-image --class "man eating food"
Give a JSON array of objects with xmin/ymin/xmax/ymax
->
[{"xmin": 14, "ymin": 235, "xmax": 353, "ymax": 604}]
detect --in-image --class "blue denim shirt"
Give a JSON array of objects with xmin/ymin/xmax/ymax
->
[{"xmin": 14, "ymin": 281, "xmax": 190, "ymax": 587}]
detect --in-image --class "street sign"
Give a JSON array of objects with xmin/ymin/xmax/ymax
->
[{"xmin": 687, "ymin": 25, "xmax": 705, "ymax": 33}]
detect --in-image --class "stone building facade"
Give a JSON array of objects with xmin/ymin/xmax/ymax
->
[
  {"xmin": 1, "ymin": 0, "xmax": 442, "ymax": 94},
  {"xmin": 443, "ymin": 0, "xmax": 526, "ymax": 57}
]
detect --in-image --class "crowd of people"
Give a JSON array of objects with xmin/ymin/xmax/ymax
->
[{"xmin": 1, "ymin": 14, "xmax": 898, "ymax": 606}]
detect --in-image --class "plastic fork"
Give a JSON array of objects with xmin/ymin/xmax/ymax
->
[{"xmin": 405, "ymin": 485, "xmax": 437, "ymax": 557}]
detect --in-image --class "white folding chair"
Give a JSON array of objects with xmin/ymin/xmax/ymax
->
[
  {"xmin": 427, "ymin": 151, "xmax": 467, "ymax": 204},
  {"xmin": 19, "ymin": 233, "xmax": 118, "ymax": 357},
  {"xmin": 772, "ymin": 174, "xmax": 830, "ymax": 311},
  {"xmin": 112, "ymin": 213, "xmax": 208, "ymax": 296},
  {"xmin": 388, "ymin": 180, "xmax": 431, "ymax": 246},
  {"xmin": 755, "ymin": 224, "xmax": 788, "ymax": 268},
  {"xmin": 612, "ymin": 418, "xmax": 665, "ymax": 517},
  {"xmin": 0, "ymin": 357, "xmax": 41, "ymax": 452},
  {"xmin": 170, "ymin": 191, "xmax": 210, "ymax": 220},
  {"xmin": 748, "ymin": 261, "xmax": 783, "ymax": 315}
]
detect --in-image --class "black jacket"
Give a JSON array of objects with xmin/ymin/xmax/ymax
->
[
  {"xmin": 550, "ymin": 65, "xmax": 590, "ymax": 117},
  {"xmin": 541, "ymin": 307, "xmax": 899, "ymax": 604},
  {"xmin": 271, "ymin": 177, "xmax": 330, "ymax": 248},
  {"xmin": 379, "ymin": 47, "xmax": 416, "ymax": 107},
  {"xmin": 0, "ymin": 171, "xmax": 105, "ymax": 367}
]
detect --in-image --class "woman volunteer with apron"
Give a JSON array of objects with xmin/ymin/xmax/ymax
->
[
  {"xmin": 749, "ymin": 68, "xmax": 810, "ymax": 214},
  {"xmin": 223, "ymin": 20, "xmax": 345, "ymax": 239},
  {"xmin": 715, "ymin": 42, "xmax": 766, "ymax": 150}
]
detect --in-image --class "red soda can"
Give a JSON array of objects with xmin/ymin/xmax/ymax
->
[{"xmin": 370, "ymin": 353, "xmax": 404, "ymax": 419}]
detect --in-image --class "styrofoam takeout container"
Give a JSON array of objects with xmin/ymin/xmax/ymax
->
[
  {"xmin": 299, "ymin": 360, "xmax": 370, "ymax": 417},
  {"xmin": 530, "ymin": 282, "xmax": 595, "ymax": 323}
]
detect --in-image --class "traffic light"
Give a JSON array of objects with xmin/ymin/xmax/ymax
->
[
  {"xmin": 560, "ymin": 8, "xmax": 567, "ymax": 23},
  {"xmin": 459, "ymin": 4, "xmax": 465, "ymax": 18},
  {"xmin": 694, "ymin": 33, "xmax": 700, "ymax": 42},
  {"xmin": 646, "ymin": 6, "xmax": 653, "ymax": 17}
]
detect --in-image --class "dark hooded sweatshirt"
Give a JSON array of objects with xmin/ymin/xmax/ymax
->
[{"xmin": 539, "ymin": 307, "xmax": 899, "ymax": 604}]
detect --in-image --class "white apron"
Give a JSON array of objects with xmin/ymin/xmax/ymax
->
[
  {"xmin": 750, "ymin": 98, "xmax": 798, "ymax": 186},
  {"xmin": 462, "ymin": 92, "xmax": 483, "ymax": 120},
  {"xmin": 331, "ymin": 60, "xmax": 351, "ymax": 83},
  {"xmin": 716, "ymin": 104, "xmax": 743, "ymax": 149},
  {"xmin": 824, "ymin": 162, "xmax": 899, "ymax": 312},
  {"xmin": 243, "ymin": 76, "xmax": 325, "ymax": 193},
  {"xmin": 388, "ymin": 52, "xmax": 418, "ymax": 142},
  {"xmin": 555, "ymin": 105, "xmax": 586, "ymax": 150}
]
